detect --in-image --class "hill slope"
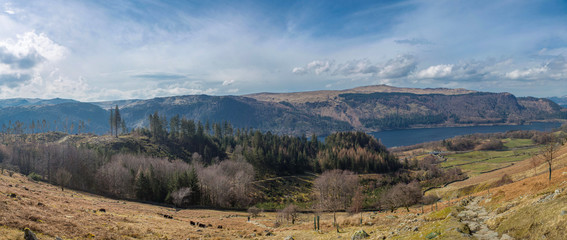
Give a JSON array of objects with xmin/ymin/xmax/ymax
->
[{"xmin": 2, "ymin": 144, "xmax": 567, "ymax": 239}]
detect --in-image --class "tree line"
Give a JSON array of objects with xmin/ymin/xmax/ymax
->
[{"xmin": 133, "ymin": 113, "xmax": 402, "ymax": 178}]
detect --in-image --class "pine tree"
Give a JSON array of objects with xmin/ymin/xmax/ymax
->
[{"xmin": 114, "ymin": 105, "xmax": 121, "ymax": 137}]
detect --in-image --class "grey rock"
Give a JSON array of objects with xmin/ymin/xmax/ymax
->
[
  {"xmin": 500, "ymin": 233, "xmax": 515, "ymax": 240},
  {"xmin": 352, "ymin": 230, "xmax": 370, "ymax": 240},
  {"xmin": 283, "ymin": 236, "xmax": 295, "ymax": 240},
  {"xmin": 24, "ymin": 229, "xmax": 38, "ymax": 240}
]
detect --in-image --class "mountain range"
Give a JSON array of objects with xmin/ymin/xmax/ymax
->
[
  {"xmin": 548, "ymin": 96, "xmax": 567, "ymax": 108},
  {"xmin": 0, "ymin": 85, "xmax": 565, "ymax": 135}
]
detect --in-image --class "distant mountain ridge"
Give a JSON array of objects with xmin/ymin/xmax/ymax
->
[
  {"xmin": 0, "ymin": 85, "xmax": 564, "ymax": 135},
  {"xmin": 549, "ymin": 96, "xmax": 567, "ymax": 108}
]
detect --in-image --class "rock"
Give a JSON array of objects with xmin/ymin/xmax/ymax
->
[
  {"xmin": 351, "ymin": 230, "xmax": 370, "ymax": 240},
  {"xmin": 468, "ymin": 222, "xmax": 481, "ymax": 232},
  {"xmin": 265, "ymin": 231, "xmax": 274, "ymax": 236},
  {"xmin": 457, "ymin": 223, "xmax": 471, "ymax": 235},
  {"xmin": 561, "ymin": 210, "xmax": 567, "ymax": 216},
  {"xmin": 55, "ymin": 237, "xmax": 63, "ymax": 240},
  {"xmin": 500, "ymin": 233, "xmax": 514, "ymax": 240},
  {"xmin": 283, "ymin": 236, "xmax": 295, "ymax": 240},
  {"xmin": 24, "ymin": 228, "xmax": 38, "ymax": 240},
  {"xmin": 411, "ymin": 226, "xmax": 419, "ymax": 231}
]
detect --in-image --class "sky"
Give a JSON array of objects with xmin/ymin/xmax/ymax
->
[{"xmin": 0, "ymin": 0, "xmax": 566, "ymax": 101}]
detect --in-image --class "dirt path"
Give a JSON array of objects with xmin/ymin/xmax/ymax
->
[{"xmin": 457, "ymin": 197, "xmax": 515, "ymax": 240}]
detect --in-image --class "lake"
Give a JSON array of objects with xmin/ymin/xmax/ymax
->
[{"xmin": 370, "ymin": 122, "xmax": 563, "ymax": 148}]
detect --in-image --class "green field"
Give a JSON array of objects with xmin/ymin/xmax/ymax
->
[{"xmin": 440, "ymin": 139, "xmax": 539, "ymax": 176}]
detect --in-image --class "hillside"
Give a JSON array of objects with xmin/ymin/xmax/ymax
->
[
  {"xmin": 2, "ymin": 143, "xmax": 567, "ymax": 239},
  {"xmin": 0, "ymin": 85, "xmax": 564, "ymax": 135}
]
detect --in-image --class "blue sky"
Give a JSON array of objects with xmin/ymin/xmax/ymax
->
[{"xmin": 0, "ymin": 0, "xmax": 566, "ymax": 101}]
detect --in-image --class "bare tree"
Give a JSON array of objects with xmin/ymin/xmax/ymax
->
[
  {"xmin": 198, "ymin": 160, "xmax": 255, "ymax": 207},
  {"xmin": 282, "ymin": 204, "xmax": 300, "ymax": 224},
  {"xmin": 529, "ymin": 154, "xmax": 540, "ymax": 177},
  {"xmin": 55, "ymin": 169, "xmax": 72, "ymax": 191},
  {"xmin": 171, "ymin": 187, "xmax": 192, "ymax": 207},
  {"xmin": 313, "ymin": 169, "xmax": 358, "ymax": 227},
  {"xmin": 382, "ymin": 181, "xmax": 422, "ymax": 212},
  {"xmin": 348, "ymin": 187, "xmax": 364, "ymax": 225},
  {"xmin": 539, "ymin": 135, "xmax": 563, "ymax": 181}
]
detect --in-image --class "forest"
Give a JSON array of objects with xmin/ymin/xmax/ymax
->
[{"xmin": 0, "ymin": 111, "xmax": 467, "ymax": 212}]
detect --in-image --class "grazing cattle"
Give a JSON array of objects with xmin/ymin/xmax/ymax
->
[
  {"xmin": 98, "ymin": 209, "xmax": 106, "ymax": 213},
  {"xmin": 190, "ymin": 221, "xmax": 196, "ymax": 225},
  {"xmin": 207, "ymin": 224, "xmax": 212, "ymax": 227},
  {"xmin": 163, "ymin": 214, "xmax": 173, "ymax": 219},
  {"xmin": 217, "ymin": 225, "xmax": 223, "ymax": 229},
  {"xmin": 198, "ymin": 223, "xmax": 207, "ymax": 228}
]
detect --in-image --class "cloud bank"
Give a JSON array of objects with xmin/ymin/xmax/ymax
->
[{"xmin": 0, "ymin": 0, "xmax": 565, "ymax": 100}]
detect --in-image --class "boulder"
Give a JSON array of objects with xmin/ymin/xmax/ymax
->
[
  {"xmin": 283, "ymin": 236, "xmax": 295, "ymax": 240},
  {"xmin": 351, "ymin": 230, "xmax": 370, "ymax": 240},
  {"xmin": 24, "ymin": 228, "xmax": 38, "ymax": 240}
]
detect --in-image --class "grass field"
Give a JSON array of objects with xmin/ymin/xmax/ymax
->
[{"xmin": 440, "ymin": 139, "xmax": 540, "ymax": 176}]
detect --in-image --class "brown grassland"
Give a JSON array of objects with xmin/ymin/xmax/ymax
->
[{"xmin": 1, "ymin": 143, "xmax": 567, "ymax": 239}]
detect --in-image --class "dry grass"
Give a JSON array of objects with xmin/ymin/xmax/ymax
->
[
  {"xmin": 430, "ymin": 143, "xmax": 567, "ymax": 199},
  {"xmin": 2, "ymin": 143, "xmax": 566, "ymax": 239},
  {"xmin": 0, "ymin": 170, "xmax": 424, "ymax": 239}
]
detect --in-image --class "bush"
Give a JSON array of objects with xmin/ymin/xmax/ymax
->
[
  {"xmin": 27, "ymin": 172, "xmax": 42, "ymax": 181},
  {"xmin": 476, "ymin": 139, "xmax": 504, "ymax": 150},
  {"xmin": 492, "ymin": 174, "xmax": 513, "ymax": 187},
  {"xmin": 281, "ymin": 204, "xmax": 299, "ymax": 224},
  {"xmin": 248, "ymin": 206, "xmax": 261, "ymax": 217},
  {"xmin": 445, "ymin": 138, "xmax": 477, "ymax": 151}
]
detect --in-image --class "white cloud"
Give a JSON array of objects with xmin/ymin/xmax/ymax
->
[
  {"xmin": 505, "ymin": 66, "xmax": 547, "ymax": 80},
  {"xmin": 506, "ymin": 56, "xmax": 567, "ymax": 81},
  {"xmin": 378, "ymin": 55, "xmax": 417, "ymax": 78},
  {"xmin": 416, "ymin": 64, "xmax": 453, "ymax": 78},
  {"xmin": 335, "ymin": 59, "xmax": 378, "ymax": 76},
  {"xmin": 222, "ymin": 79, "xmax": 235, "ymax": 86},
  {"xmin": 0, "ymin": 31, "xmax": 67, "ymax": 62},
  {"xmin": 292, "ymin": 55, "xmax": 416, "ymax": 79}
]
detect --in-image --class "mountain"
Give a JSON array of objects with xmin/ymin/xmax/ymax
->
[
  {"xmin": 0, "ymin": 98, "xmax": 77, "ymax": 108},
  {"xmin": 118, "ymin": 95, "xmax": 352, "ymax": 135},
  {"xmin": 549, "ymin": 96, "xmax": 567, "ymax": 108},
  {"xmin": 0, "ymin": 102, "xmax": 109, "ymax": 134},
  {"xmin": 0, "ymin": 85, "xmax": 564, "ymax": 135}
]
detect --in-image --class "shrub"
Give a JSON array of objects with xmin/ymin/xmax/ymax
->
[
  {"xmin": 476, "ymin": 139, "xmax": 504, "ymax": 150},
  {"xmin": 27, "ymin": 172, "xmax": 42, "ymax": 181},
  {"xmin": 248, "ymin": 206, "xmax": 261, "ymax": 217},
  {"xmin": 492, "ymin": 174, "xmax": 513, "ymax": 187}
]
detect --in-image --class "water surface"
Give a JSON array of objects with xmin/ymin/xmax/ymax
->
[{"xmin": 370, "ymin": 122, "xmax": 562, "ymax": 148}]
